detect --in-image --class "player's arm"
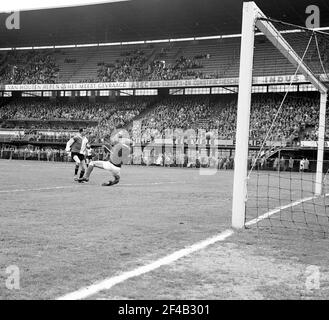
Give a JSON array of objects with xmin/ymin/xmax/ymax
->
[
  {"xmin": 66, "ymin": 138, "xmax": 75, "ymax": 152},
  {"xmin": 80, "ymin": 137, "xmax": 88, "ymax": 155},
  {"xmin": 103, "ymin": 144, "xmax": 112, "ymax": 154},
  {"xmin": 102, "ymin": 144, "xmax": 112, "ymax": 160}
]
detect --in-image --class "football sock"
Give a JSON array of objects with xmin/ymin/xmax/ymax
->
[
  {"xmin": 85, "ymin": 164, "xmax": 94, "ymax": 179},
  {"xmin": 79, "ymin": 170, "xmax": 85, "ymax": 179}
]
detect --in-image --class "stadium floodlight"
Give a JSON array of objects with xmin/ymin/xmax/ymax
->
[
  {"xmin": 0, "ymin": 0, "xmax": 130, "ymax": 13},
  {"xmin": 232, "ymin": 2, "xmax": 329, "ymax": 233}
]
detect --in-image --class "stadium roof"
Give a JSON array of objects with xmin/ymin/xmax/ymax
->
[{"xmin": 1, "ymin": 0, "xmax": 329, "ymax": 48}]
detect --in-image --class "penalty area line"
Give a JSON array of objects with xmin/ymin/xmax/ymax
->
[
  {"xmin": 56, "ymin": 192, "xmax": 329, "ymax": 300},
  {"xmin": 56, "ymin": 229, "xmax": 235, "ymax": 300}
]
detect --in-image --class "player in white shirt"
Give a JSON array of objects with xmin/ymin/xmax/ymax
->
[
  {"xmin": 85, "ymin": 143, "xmax": 94, "ymax": 167},
  {"xmin": 65, "ymin": 128, "xmax": 88, "ymax": 181}
]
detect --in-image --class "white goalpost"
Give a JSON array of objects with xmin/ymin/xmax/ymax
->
[{"xmin": 232, "ymin": 1, "xmax": 328, "ymax": 229}]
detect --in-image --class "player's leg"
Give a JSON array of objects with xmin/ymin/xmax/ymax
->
[
  {"xmin": 79, "ymin": 157, "xmax": 87, "ymax": 179},
  {"xmin": 72, "ymin": 154, "xmax": 81, "ymax": 181},
  {"xmin": 102, "ymin": 173, "xmax": 120, "ymax": 186},
  {"xmin": 74, "ymin": 164, "xmax": 79, "ymax": 179},
  {"xmin": 79, "ymin": 161, "xmax": 106, "ymax": 182},
  {"xmin": 101, "ymin": 162, "xmax": 121, "ymax": 187},
  {"xmin": 85, "ymin": 157, "xmax": 90, "ymax": 168}
]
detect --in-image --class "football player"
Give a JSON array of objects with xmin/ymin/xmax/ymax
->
[
  {"xmin": 78, "ymin": 133, "xmax": 131, "ymax": 186},
  {"xmin": 66, "ymin": 128, "xmax": 88, "ymax": 181}
]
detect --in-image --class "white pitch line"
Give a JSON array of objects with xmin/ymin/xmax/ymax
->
[
  {"xmin": 0, "ymin": 186, "xmax": 76, "ymax": 194},
  {"xmin": 0, "ymin": 182, "xmax": 181, "ymax": 194},
  {"xmin": 56, "ymin": 229, "xmax": 235, "ymax": 300},
  {"xmin": 56, "ymin": 192, "xmax": 329, "ymax": 300},
  {"xmin": 245, "ymin": 193, "xmax": 329, "ymax": 227},
  {"xmin": 120, "ymin": 182, "xmax": 180, "ymax": 186}
]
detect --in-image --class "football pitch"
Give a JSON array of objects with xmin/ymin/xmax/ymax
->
[{"xmin": 1, "ymin": 159, "xmax": 329, "ymax": 300}]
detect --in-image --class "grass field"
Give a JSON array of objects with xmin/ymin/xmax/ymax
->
[{"xmin": 1, "ymin": 159, "xmax": 329, "ymax": 300}]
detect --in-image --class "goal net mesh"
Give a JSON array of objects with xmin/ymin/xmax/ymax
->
[{"xmin": 245, "ymin": 17, "xmax": 329, "ymax": 236}]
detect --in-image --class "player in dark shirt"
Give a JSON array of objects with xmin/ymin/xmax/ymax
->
[{"xmin": 79, "ymin": 133, "xmax": 131, "ymax": 186}]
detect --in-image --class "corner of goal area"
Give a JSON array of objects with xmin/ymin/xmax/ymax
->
[{"xmin": 56, "ymin": 228, "xmax": 236, "ymax": 300}]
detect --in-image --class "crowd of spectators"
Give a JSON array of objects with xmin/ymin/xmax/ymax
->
[
  {"xmin": 145, "ymin": 55, "xmax": 205, "ymax": 81},
  {"xmin": 0, "ymin": 100, "xmax": 110, "ymax": 121},
  {"xmin": 140, "ymin": 151, "xmax": 234, "ymax": 169},
  {"xmin": 0, "ymin": 93, "xmax": 323, "ymax": 146},
  {"xmin": 0, "ymin": 143, "xmax": 316, "ymax": 173},
  {"xmin": 0, "ymin": 145, "xmax": 68, "ymax": 162},
  {"xmin": 131, "ymin": 96, "xmax": 237, "ymax": 143},
  {"xmin": 90, "ymin": 108, "xmax": 145, "ymax": 143},
  {"xmin": 0, "ymin": 143, "xmax": 235, "ymax": 170},
  {"xmin": 98, "ymin": 50, "xmax": 148, "ymax": 82},
  {"xmin": 97, "ymin": 50, "xmax": 208, "ymax": 82},
  {"xmin": 0, "ymin": 48, "xmax": 211, "ymax": 85},
  {"xmin": 0, "ymin": 97, "xmax": 151, "ymax": 142},
  {"xmin": 0, "ymin": 50, "xmax": 59, "ymax": 84},
  {"xmin": 133, "ymin": 94, "xmax": 320, "ymax": 145},
  {"xmin": 2, "ymin": 37, "xmax": 329, "ymax": 85},
  {"xmin": 0, "ymin": 97, "xmax": 149, "ymax": 120},
  {"xmin": 249, "ymin": 95, "xmax": 319, "ymax": 143}
]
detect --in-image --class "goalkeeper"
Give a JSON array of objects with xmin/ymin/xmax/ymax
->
[{"xmin": 78, "ymin": 133, "xmax": 131, "ymax": 186}]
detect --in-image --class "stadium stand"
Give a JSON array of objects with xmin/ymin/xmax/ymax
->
[
  {"xmin": 0, "ymin": 50, "xmax": 59, "ymax": 84},
  {"xmin": 0, "ymin": 93, "xmax": 322, "ymax": 146},
  {"xmin": 1, "ymin": 35, "xmax": 329, "ymax": 84}
]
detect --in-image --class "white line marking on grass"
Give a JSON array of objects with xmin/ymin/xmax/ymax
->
[
  {"xmin": 0, "ymin": 186, "xmax": 76, "ymax": 193},
  {"xmin": 120, "ymin": 182, "xmax": 180, "ymax": 186},
  {"xmin": 56, "ymin": 192, "xmax": 329, "ymax": 300},
  {"xmin": 245, "ymin": 193, "xmax": 329, "ymax": 227},
  {"xmin": 0, "ymin": 182, "xmax": 180, "ymax": 193},
  {"xmin": 56, "ymin": 229, "xmax": 235, "ymax": 300}
]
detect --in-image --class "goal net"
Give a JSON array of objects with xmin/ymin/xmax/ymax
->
[{"xmin": 232, "ymin": 2, "xmax": 329, "ymax": 236}]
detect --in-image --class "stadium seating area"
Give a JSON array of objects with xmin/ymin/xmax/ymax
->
[
  {"xmin": 0, "ymin": 93, "xmax": 321, "ymax": 144},
  {"xmin": 1, "ymin": 33, "xmax": 325, "ymax": 147},
  {"xmin": 1, "ymin": 34, "xmax": 328, "ymax": 84},
  {"xmin": 0, "ymin": 98, "xmax": 150, "ymax": 121},
  {"xmin": 97, "ymin": 50, "xmax": 207, "ymax": 82},
  {"xmin": 0, "ymin": 50, "xmax": 59, "ymax": 84},
  {"xmin": 0, "ymin": 97, "xmax": 153, "ymax": 142},
  {"xmin": 132, "ymin": 94, "xmax": 320, "ymax": 144}
]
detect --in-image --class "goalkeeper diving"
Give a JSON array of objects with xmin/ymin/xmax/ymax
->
[{"xmin": 78, "ymin": 132, "xmax": 132, "ymax": 186}]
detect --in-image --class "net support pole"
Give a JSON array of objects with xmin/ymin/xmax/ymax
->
[
  {"xmin": 232, "ymin": 2, "xmax": 257, "ymax": 229},
  {"xmin": 315, "ymin": 92, "xmax": 328, "ymax": 195}
]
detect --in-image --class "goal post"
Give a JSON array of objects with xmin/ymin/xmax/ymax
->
[
  {"xmin": 232, "ymin": 1, "xmax": 328, "ymax": 230},
  {"xmin": 315, "ymin": 92, "xmax": 328, "ymax": 195},
  {"xmin": 231, "ymin": 2, "xmax": 258, "ymax": 229}
]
